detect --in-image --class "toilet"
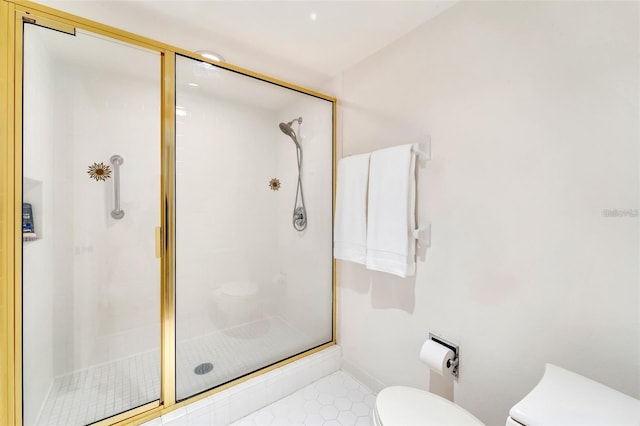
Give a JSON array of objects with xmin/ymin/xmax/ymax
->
[
  {"xmin": 372, "ymin": 386, "xmax": 483, "ymax": 425},
  {"xmin": 506, "ymin": 364, "xmax": 640, "ymax": 426},
  {"xmin": 373, "ymin": 364, "xmax": 640, "ymax": 426}
]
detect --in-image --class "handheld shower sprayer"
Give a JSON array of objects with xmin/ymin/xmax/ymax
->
[
  {"xmin": 278, "ymin": 117, "xmax": 302, "ymax": 148},
  {"xmin": 278, "ymin": 117, "xmax": 307, "ymax": 231}
]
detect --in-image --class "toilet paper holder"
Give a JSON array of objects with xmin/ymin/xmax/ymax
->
[{"xmin": 429, "ymin": 333, "xmax": 460, "ymax": 379}]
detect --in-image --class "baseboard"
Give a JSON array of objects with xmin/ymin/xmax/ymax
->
[{"xmin": 341, "ymin": 358, "xmax": 386, "ymax": 394}]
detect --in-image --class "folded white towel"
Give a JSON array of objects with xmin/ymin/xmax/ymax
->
[
  {"xmin": 334, "ymin": 153, "xmax": 371, "ymax": 264},
  {"xmin": 365, "ymin": 144, "xmax": 416, "ymax": 277}
]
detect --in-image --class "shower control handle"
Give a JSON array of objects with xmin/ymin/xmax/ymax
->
[{"xmin": 293, "ymin": 206, "xmax": 307, "ymax": 231}]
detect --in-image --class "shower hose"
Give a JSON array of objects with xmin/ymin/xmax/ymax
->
[{"xmin": 293, "ymin": 143, "xmax": 307, "ymax": 231}]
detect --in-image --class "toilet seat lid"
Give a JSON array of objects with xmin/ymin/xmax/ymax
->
[
  {"xmin": 220, "ymin": 281, "xmax": 258, "ymax": 297},
  {"xmin": 375, "ymin": 386, "xmax": 484, "ymax": 426},
  {"xmin": 510, "ymin": 364, "xmax": 640, "ymax": 425}
]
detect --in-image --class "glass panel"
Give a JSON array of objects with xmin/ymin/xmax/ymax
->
[
  {"xmin": 175, "ymin": 55, "xmax": 334, "ymax": 400},
  {"xmin": 22, "ymin": 24, "xmax": 161, "ymax": 425}
]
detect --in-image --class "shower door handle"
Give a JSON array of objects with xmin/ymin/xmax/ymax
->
[
  {"xmin": 110, "ymin": 155, "xmax": 124, "ymax": 219},
  {"xmin": 155, "ymin": 226, "xmax": 162, "ymax": 258}
]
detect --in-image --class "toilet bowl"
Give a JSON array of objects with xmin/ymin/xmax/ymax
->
[
  {"xmin": 372, "ymin": 386, "xmax": 483, "ymax": 426},
  {"xmin": 213, "ymin": 280, "xmax": 260, "ymax": 323},
  {"xmin": 372, "ymin": 336, "xmax": 483, "ymax": 426}
]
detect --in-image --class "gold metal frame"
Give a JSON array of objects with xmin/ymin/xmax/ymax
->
[
  {"xmin": 161, "ymin": 49, "xmax": 177, "ymax": 410},
  {"xmin": 0, "ymin": 1, "xmax": 17, "ymax": 425},
  {"xmin": 0, "ymin": 1, "xmax": 337, "ymax": 425}
]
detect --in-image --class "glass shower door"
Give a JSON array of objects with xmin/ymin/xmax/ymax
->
[
  {"xmin": 21, "ymin": 22, "xmax": 161, "ymax": 426},
  {"xmin": 174, "ymin": 55, "xmax": 334, "ymax": 400}
]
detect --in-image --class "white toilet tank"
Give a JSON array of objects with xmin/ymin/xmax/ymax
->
[{"xmin": 507, "ymin": 364, "xmax": 640, "ymax": 426}]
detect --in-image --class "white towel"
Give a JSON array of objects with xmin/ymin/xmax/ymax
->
[
  {"xmin": 334, "ymin": 153, "xmax": 371, "ymax": 264},
  {"xmin": 365, "ymin": 144, "xmax": 416, "ymax": 277}
]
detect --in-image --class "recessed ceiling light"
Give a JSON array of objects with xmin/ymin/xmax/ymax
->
[
  {"xmin": 196, "ymin": 50, "xmax": 225, "ymax": 62},
  {"xmin": 176, "ymin": 106, "xmax": 188, "ymax": 117},
  {"xmin": 310, "ymin": 12, "xmax": 317, "ymax": 21},
  {"xmin": 188, "ymin": 82, "xmax": 199, "ymax": 87}
]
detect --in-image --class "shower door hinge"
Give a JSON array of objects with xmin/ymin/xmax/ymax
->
[{"xmin": 18, "ymin": 11, "xmax": 76, "ymax": 36}]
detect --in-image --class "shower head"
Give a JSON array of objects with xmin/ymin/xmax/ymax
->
[
  {"xmin": 279, "ymin": 122, "xmax": 296, "ymax": 139},
  {"xmin": 278, "ymin": 117, "xmax": 303, "ymax": 148}
]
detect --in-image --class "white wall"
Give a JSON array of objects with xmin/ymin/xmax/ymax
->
[
  {"xmin": 337, "ymin": 1, "xmax": 639, "ymax": 425},
  {"xmin": 175, "ymin": 58, "xmax": 335, "ymax": 348},
  {"xmin": 175, "ymin": 67, "xmax": 279, "ymax": 340},
  {"xmin": 22, "ymin": 27, "xmax": 57, "ymax": 426},
  {"xmin": 62, "ymin": 60, "xmax": 161, "ymax": 370},
  {"xmin": 276, "ymin": 96, "xmax": 334, "ymax": 344}
]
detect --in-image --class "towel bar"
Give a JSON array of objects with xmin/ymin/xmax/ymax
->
[
  {"xmin": 412, "ymin": 138, "xmax": 431, "ymax": 160},
  {"xmin": 413, "ymin": 224, "xmax": 431, "ymax": 247}
]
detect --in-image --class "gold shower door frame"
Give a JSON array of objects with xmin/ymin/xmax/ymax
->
[{"xmin": 0, "ymin": 1, "xmax": 338, "ymax": 425}]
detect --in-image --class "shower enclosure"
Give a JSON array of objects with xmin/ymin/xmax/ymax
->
[
  {"xmin": 0, "ymin": 2, "xmax": 336, "ymax": 425},
  {"xmin": 174, "ymin": 55, "xmax": 334, "ymax": 401}
]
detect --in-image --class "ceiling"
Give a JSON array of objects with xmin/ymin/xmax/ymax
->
[{"xmin": 35, "ymin": 0, "xmax": 457, "ymax": 91}]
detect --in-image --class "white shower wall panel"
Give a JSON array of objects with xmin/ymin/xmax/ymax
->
[
  {"xmin": 54, "ymin": 61, "xmax": 161, "ymax": 373},
  {"xmin": 175, "ymin": 89, "xmax": 280, "ymax": 340}
]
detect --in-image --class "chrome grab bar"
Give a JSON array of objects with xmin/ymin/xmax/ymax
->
[{"xmin": 110, "ymin": 155, "xmax": 124, "ymax": 219}]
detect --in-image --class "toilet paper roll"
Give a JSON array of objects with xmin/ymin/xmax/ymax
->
[{"xmin": 419, "ymin": 339, "xmax": 455, "ymax": 375}]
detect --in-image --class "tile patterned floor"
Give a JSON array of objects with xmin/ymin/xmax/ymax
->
[
  {"xmin": 229, "ymin": 371, "xmax": 375, "ymax": 426},
  {"xmin": 37, "ymin": 317, "xmax": 314, "ymax": 426},
  {"xmin": 37, "ymin": 350, "xmax": 160, "ymax": 426}
]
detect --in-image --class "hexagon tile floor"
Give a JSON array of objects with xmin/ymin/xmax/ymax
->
[{"xmin": 230, "ymin": 371, "xmax": 375, "ymax": 426}]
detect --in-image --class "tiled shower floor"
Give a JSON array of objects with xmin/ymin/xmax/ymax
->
[
  {"xmin": 176, "ymin": 317, "xmax": 313, "ymax": 399},
  {"xmin": 37, "ymin": 317, "xmax": 313, "ymax": 426}
]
